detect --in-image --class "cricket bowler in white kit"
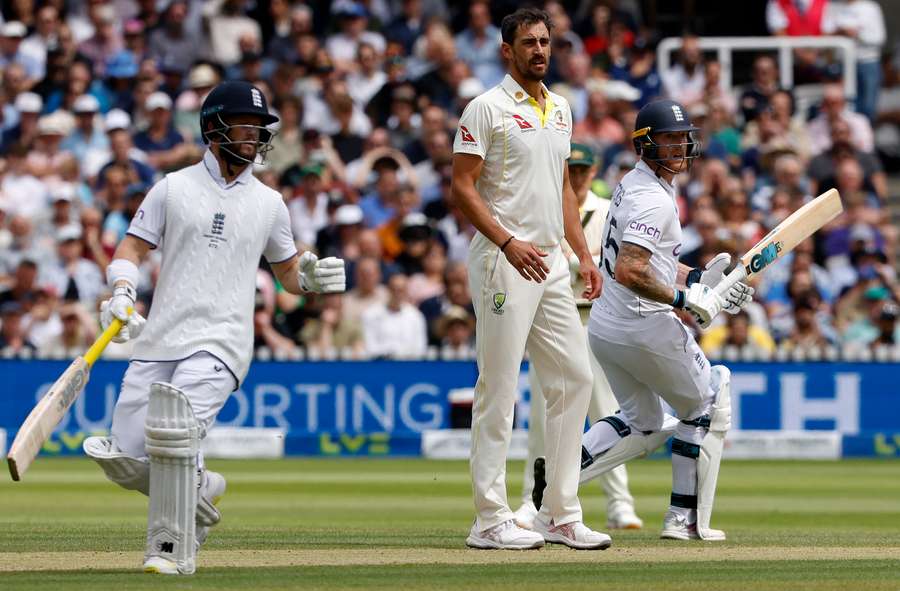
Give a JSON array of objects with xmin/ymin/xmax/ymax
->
[
  {"xmin": 533, "ymin": 98, "xmax": 754, "ymax": 541},
  {"xmin": 452, "ymin": 8, "xmax": 609, "ymax": 551},
  {"xmin": 514, "ymin": 144, "xmax": 642, "ymax": 532},
  {"xmin": 82, "ymin": 81, "xmax": 346, "ymax": 574}
]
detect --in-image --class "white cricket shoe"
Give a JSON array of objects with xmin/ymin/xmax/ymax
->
[
  {"xmin": 466, "ymin": 519, "xmax": 545, "ymax": 550},
  {"xmin": 607, "ymin": 502, "xmax": 643, "ymax": 530},
  {"xmin": 195, "ymin": 470, "xmax": 227, "ymax": 552},
  {"xmin": 143, "ymin": 556, "xmax": 180, "ymax": 575},
  {"xmin": 513, "ymin": 502, "xmax": 538, "ymax": 529},
  {"xmin": 660, "ymin": 510, "xmax": 700, "ymax": 540},
  {"xmin": 533, "ymin": 516, "xmax": 612, "ymax": 550}
]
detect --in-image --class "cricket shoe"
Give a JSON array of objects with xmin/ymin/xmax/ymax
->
[
  {"xmin": 195, "ymin": 470, "xmax": 227, "ymax": 553},
  {"xmin": 659, "ymin": 510, "xmax": 700, "ymax": 540},
  {"xmin": 533, "ymin": 516, "xmax": 612, "ymax": 550},
  {"xmin": 466, "ymin": 519, "xmax": 545, "ymax": 550},
  {"xmin": 143, "ymin": 556, "xmax": 181, "ymax": 575},
  {"xmin": 607, "ymin": 502, "xmax": 643, "ymax": 530},
  {"xmin": 513, "ymin": 501, "xmax": 538, "ymax": 530}
]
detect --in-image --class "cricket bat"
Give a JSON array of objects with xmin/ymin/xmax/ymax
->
[
  {"xmin": 6, "ymin": 316, "xmax": 125, "ymax": 481},
  {"xmin": 715, "ymin": 188, "xmax": 843, "ymax": 298}
]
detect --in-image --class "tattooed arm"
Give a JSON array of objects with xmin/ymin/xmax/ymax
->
[{"xmin": 614, "ymin": 241, "xmax": 677, "ymax": 305}]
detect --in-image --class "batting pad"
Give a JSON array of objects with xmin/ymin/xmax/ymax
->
[
  {"xmin": 83, "ymin": 435, "xmax": 150, "ymax": 495},
  {"xmin": 696, "ymin": 365, "xmax": 731, "ymax": 541},
  {"xmin": 144, "ymin": 382, "xmax": 200, "ymax": 575}
]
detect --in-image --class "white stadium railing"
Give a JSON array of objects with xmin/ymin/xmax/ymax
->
[{"xmin": 657, "ymin": 35, "xmax": 858, "ymax": 99}]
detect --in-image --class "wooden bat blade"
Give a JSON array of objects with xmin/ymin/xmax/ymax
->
[
  {"xmin": 6, "ymin": 357, "xmax": 90, "ymax": 481},
  {"xmin": 715, "ymin": 189, "xmax": 843, "ymax": 298}
]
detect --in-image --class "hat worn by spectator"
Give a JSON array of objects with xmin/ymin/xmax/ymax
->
[
  {"xmin": 333, "ymin": 0, "xmax": 367, "ymax": 18},
  {"xmin": 569, "ymin": 143, "xmax": 595, "ymax": 167},
  {"xmin": 52, "ymin": 185, "xmax": 75, "ymax": 203},
  {"xmin": 300, "ymin": 163, "xmax": 324, "ymax": 178},
  {"xmin": 146, "ymin": 91, "xmax": 173, "ymax": 111},
  {"xmin": 124, "ymin": 18, "xmax": 144, "ymax": 35},
  {"xmin": 188, "ymin": 64, "xmax": 219, "ymax": 89},
  {"xmin": 14, "ymin": 92, "xmax": 43, "ymax": 114},
  {"xmin": 399, "ymin": 212, "xmax": 432, "ymax": 242},
  {"xmin": 56, "ymin": 224, "xmax": 82, "ymax": 243},
  {"xmin": 127, "ymin": 183, "xmax": 149, "ymax": 198},
  {"xmin": 106, "ymin": 50, "xmax": 139, "ymax": 79},
  {"xmin": 73, "ymin": 94, "xmax": 100, "ymax": 114},
  {"xmin": 334, "ymin": 204, "xmax": 364, "ymax": 226},
  {"xmin": 1, "ymin": 21, "xmax": 27, "ymax": 39},
  {"xmin": 392, "ymin": 85, "xmax": 417, "ymax": 104},
  {"xmin": 0, "ymin": 301, "xmax": 24, "ymax": 317},
  {"xmin": 104, "ymin": 109, "xmax": 132, "ymax": 132},
  {"xmin": 601, "ymin": 80, "xmax": 641, "ymax": 102},
  {"xmin": 37, "ymin": 112, "xmax": 72, "ymax": 136},
  {"xmin": 458, "ymin": 78, "xmax": 485, "ymax": 100},
  {"xmin": 436, "ymin": 305, "xmax": 475, "ymax": 338}
]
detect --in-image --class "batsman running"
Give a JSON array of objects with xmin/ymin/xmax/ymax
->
[
  {"xmin": 534, "ymin": 99, "xmax": 754, "ymax": 540},
  {"xmin": 82, "ymin": 80, "xmax": 346, "ymax": 574}
]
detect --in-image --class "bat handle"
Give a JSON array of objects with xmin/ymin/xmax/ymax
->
[
  {"xmin": 83, "ymin": 307, "xmax": 133, "ymax": 367},
  {"xmin": 714, "ymin": 267, "xmax": 748, "ymax": 299}
]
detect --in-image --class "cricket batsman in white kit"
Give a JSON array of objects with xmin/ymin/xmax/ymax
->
[
  {"xmin": 534, "ymin": 98, "xmax": 754, "ymax": 540},
  {"xmin": 452, "ymin": 8, "xmax": 609, "ymax": 551},
  {"xmin": 515, "ymin": 143, "xmax": 642, "ymax": 532},
  {"xmin": 82, "ymin": 80, "xmax": 346, "ymax": 574}
]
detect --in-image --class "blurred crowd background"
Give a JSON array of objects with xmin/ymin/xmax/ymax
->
[{"xmin": 1, "ymin": 0, "xmax": 899, "ymax": 361}]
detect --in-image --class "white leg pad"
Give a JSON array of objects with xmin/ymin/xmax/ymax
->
[
  {"xmin": 83, "ymin": 436, "xmax": 149, "ymax": 495},
  {"xmin": 144, "ymin": 382, "xmax": 200, "ymax": 575},
  {"xmin": 697, "ymin": 365, "xmax": 731, "ymax": 541},
  {"xmin": 580, "ymin": 415, "xmax": 678, "ymax": 485}
]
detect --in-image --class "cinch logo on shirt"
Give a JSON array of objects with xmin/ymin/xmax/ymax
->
[
  {"xmin": 628, "ymin": 220, "xmax": 661, "ymax": 241},
  {"xmin": 512, "ymin": 114, "xmax": 534, "ymax": 131},
  {"xmin": 459, "ymin": 125, "xmax": 477, "ymax": 144}
]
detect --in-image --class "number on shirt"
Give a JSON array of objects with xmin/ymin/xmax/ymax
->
[{"xmin": 601, "ymin": 216, "xmax": 618, "ymax": 279}]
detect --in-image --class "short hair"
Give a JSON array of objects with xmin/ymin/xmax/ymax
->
[{"xmin": 500, "ymin": 8, "xmax": 553, "ymax": 45}]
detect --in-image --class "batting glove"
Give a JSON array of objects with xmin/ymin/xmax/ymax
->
[
  {"xmin": 100, "ymin": 285, "xmax": 145, "ymax": 343},
  {"xmin": 298, "ymin": 252, "xmax": 346, "ymax": 293},
  {"xmin": 691, "ymin": 253, "xmax": 755, "ymax": 315},
  {"xmin": 684, "ymin": 282, "xmax": 724, "ymax": 329}
]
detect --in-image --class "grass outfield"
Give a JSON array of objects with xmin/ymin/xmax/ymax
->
[{"xmin": 1, "ymin": 457, "xmax": 898, "ymax": 589}]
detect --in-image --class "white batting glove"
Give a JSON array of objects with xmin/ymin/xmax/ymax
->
[
  {"xmin": 685, "ymin": 282, "xmax": 724, "ymax": 329},
  {"xmin": 298, "ymin": 251, "xmax": 346, "ymax": 294},
  {"xmin": 100, "ymin": 285, "xmax": 145, "ymax": 343},
  {"xmin": 697, "ymin": 253, "xmax": 755, "ymax": 315}
]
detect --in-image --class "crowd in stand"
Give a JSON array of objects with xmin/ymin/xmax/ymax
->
[{"xmin": 0, "ymin": 0, "xmax": 898, "ymax": 361}]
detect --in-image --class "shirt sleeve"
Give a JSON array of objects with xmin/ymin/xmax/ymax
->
[
  {"xmin": 264, "ymin": 198, "xmax": 299, "ymax": 264},
  {"xmin": 620, "ymin": 191, "xmax": 669, "ymax": 252},
  {"xmin": 453, "ymin": 97, "xmax": 492, "ymax": 159},
  {"xmin": 127, "ymin": 177, "xmax": 167, "ymax": 247}
]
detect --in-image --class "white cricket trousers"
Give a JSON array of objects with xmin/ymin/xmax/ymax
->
[
  {"xmin": 110, "ymin": 352, "xmax": 236, "ymax": 460},
  {"xmin": 523, "ymin": 304, "xmax": 634, "ymax": 513},
  {"xmin": 587, "ymin": 309, "xmax": 712, "ymax": 432},
  {"xmin": 467, "ymin": 237, "xmax": 592, "ymax": 531}
]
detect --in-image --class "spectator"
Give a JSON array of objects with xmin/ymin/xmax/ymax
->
[
  {"xmin": 740, "ymin": 55, "xmax": 782, "ymax": 124},
  {"xmin": 700, "ymin": 310, "xmax": 777, "ymax": 355},
  {"xmin": 435, "ymin": 304, "xmax": 475, "ymax": 356},
  {"xmin": 103, "ymin": 50, "xmax": 140, "ymax": 113},
  {"xmin": 60, "ymin": 94, "xmax": 108, "ymax": 163},
  {"xmin": 359, "ymin": 156, "xmax": 405, "ymax": 227},
  {"xmin": 20, "ymin": 5, "xmax": 62, "ymax": 79},
  {"xmin": 2, "ymin": 92, "xmax": 42, "ymax": 152},
  {"xmin": 361, "ymin": 272, "xmax": 427, "ymax": 359},
  {"xmin": 573, "ymin": 85, "xmax": 626, "ymax": 155},
  {"xmin": 766, "ymin": 0, "xmax": 835, "ymax": 36},
  {"xmin": 34, "ymin": 186, "xmax": 78, "ymax": 252},
  {"xmin": 268, "ymin": 4, "xmax": 313, "ymax": 63},
  {"xmin": 287, "ymin": 164, "xmax": 329, "ymax": 250},
  {"xmin": 343, "ymin": 256, "xmax": 388, "ymax": 323},
  {"xmin": 610, "ymin": 37, "xmax": 661, "ymax": 108},
  {"xmin": 808, "ymin": 117, "xmax": 887, "ymax": 200},
  {"xmin": 41, "ymin": 224, "xmax": 104, "ymax": 305},
  {"xmin": 0, "ymin": 143, "xmax": 48, "ymax": 221},
  {"xmin": 393, "ymin": 212, "xmax": 434, "ymax": 275},
  {"xmin": 833, "ymin": 0, "xmax": 886, "ymax": 122},
  {"xmin": 808, "ymin": 84, "xmax": 874, "ymax": 155},
  {"xmin": 38, "ymin": 301, "xmax": 97, "ymax": 356},
  {"xmin": 205, "ymin": 0, "xmax": 262, "ymax": 67},
  {"xmin": 133, "ymin": 92, "xmax": 196, "ymax": 172},
  {"xmin": 325, "ymin": 2, "xmax": 385, "ymax": 72},
  {"xmin": 0, "ymin": 301, "xmax": 36, "ymax": 354},
  {"xmin": 267, "ymin": 95, "xmax": 304, "ymax": 176},
  {"xmin": 0, "ymin": 258, "xmax": 40, "ymax": 309},
  {"xmin": 419, "ymin": 261, "xmax": 473, "ymax": 344},
  {"xmin": 28, "ymin": 113, "xmax": 74, "ymax": 180},
  {"xmin": 661, "ymin": 34, "xmax": 705, "ymax": 108},
  {"xmin": 77, "ymin": 5, "xmax": 122, "ymax": 77},
  {"xmin": 0, "ymin": 21, "xmax": 43, "ymax": 84},
  {"xmin": 149, "ymin": 0, "xmax": 205, "ymax": 72},
  {"xmin": 783, "ymin": 295, "xmax": 834, "ymax": 349},
  {"xmin": 94, "ymin": 125, "xmax": 156, "ymax": 190},
  {"xmin": 316, "ymin": 203, "xmax": 365, "ymax": 262},
  {"xmin": 407, "ymin": 240, "xmax": 447, "ymax": 305},
  {"xmin": 455, "ymin": 0, "xmax": 504, "ymax": 88},
  {"xmin": 870, "ymin": 301, "xmax": 899, "ymax": 347},
  {"xmin": 384, "ymin": 0, "xmax": 425, "ymax": 55},
  {"xmin": 300, "ymin": 293, "xmax": 365, "ymax": 358},
  {"xmin": 347, "ymin": 42, "xmax": 387, "ymax": 108}
]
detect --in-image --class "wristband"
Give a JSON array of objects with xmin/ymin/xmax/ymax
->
[
  {"xmin": 672, "ymin": 289, "xmax": 686, "ymax": 309},
  {"xmin": 685, "ymin": 267, "xmax": 702, "ymax": 287},
  {"xmin": 106, "ymin": 258, "xmax": 140, "ymax": 291},
  {"xmin": 500, "ymin": 236, "xmax": 514, "ymax": 252}
]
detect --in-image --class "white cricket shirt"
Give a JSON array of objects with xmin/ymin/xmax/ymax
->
[
  {"xmin": 591, "ymin": 159, "xmax": 683, "ymax": 321},
  {"xmin": 126, "ymin": 150, "xmax": 297, "ymax": 384},
  {"xmin": 453, "ymin": 74, "xmax": 572, "ymax": 246}
]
